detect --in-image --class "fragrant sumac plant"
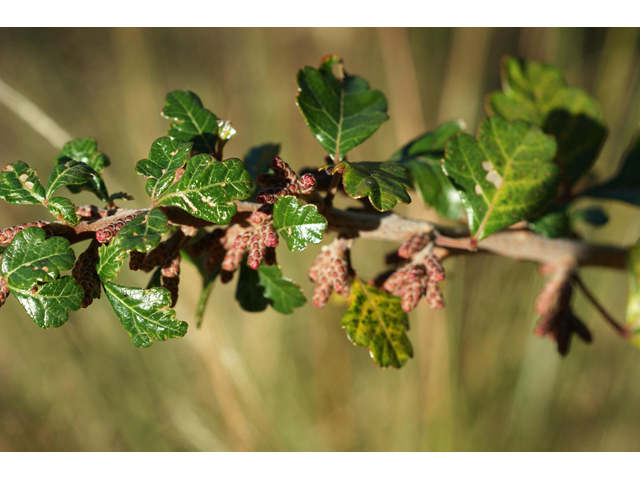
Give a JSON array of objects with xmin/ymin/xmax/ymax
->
[{"xmin": 1, "ymin": 54, "xmax": 639, "ymax": 369}]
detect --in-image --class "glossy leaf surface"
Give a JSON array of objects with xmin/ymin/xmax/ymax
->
[
  {"xmin": 296, "ymin": 55, "xmax": 388, "ymax": 160},
  {"xmin": 443, "ymin": 117, "xmax": 560, "ymax": 241},
  {"xmin": 103, "ymin": 282, "xmax": 188, "ymax": 348},
  {"xmin": 341, "ymin": 278, "xmax": 412, "ymax": 369},
  {"xmin": 12, "ymin": 277, "xmax": 83, "ymax": 329},
  {"xmin": 45, "ymin": 197, "xmax": 81, "ymax": 226},
  {"xmin": 55, "ymin": 137, "xmax": 110, "ymax": 202},
  {"xmin": 162, "ymin": 90, "xmax": 218, "ymax": 154},
  {"xmin": 391, "ymin": 120, "xmax": 465, "ymax": 219},
  {"xmin": 327, "ymin": 160, "xmax": 411, "ymax": 211},
  {"xmin": 157, "ymin": 156, "xmax": 252, "ymax": 224},
  {"xmin": 1, "ymin": 227, "xmax": 75, "ymax": 289},
  {"xmin": 272, "ymin": 196, "xmax": 327, "ymax": 251},
  {"xmin": 487, "ymin": 56, "xmax": 606, "ymax": 185},
  {"xmin": 115, "ymin": 209, "xmax": 168, "ymax": 253},
  {"xmin": 135, "ymin": 137, "xmax": 192, "ymax": 201},
  {"xmin": 0, "ymin": 161, "xmax": 46, "ymax": 205}
]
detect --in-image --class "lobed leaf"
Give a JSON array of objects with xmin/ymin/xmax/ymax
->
[
  {"xmin": 103, "ymin": 282, "xmax": 188, "ymax": 348},
  {"xmin": 487, "ymin": 56, "xmax": 607, "ymax": 185},
  {"xmin": 272, "ymin": 196, "xmax": 327, "ymax": 251},
  {"xmin": 157, "ymin": 156, "xmax": 252, "ymax": 225},
  {"xmin": 326, "ymin": 160, "xmax": 412, "ymax": 212},
  {"xmin": 341, "ymin": 278, "xmax": 413, "ymax": 369},
  {"xmin": 257, "ymin": 264, "xmax": 306, "ymax": 314},
  {"xmin": 391, "ymin": 120, "xmax": 465, "ymax": 219},
  {"xmin": 1, "ymin": 227, "xmax": 81, "ymax": 328},
  {"xmin": 46, "ymin": 160, "xmax": 98, "ymax": 198},
  {"xmin": 12, "ymin": 277, "xmax": 83, "ymax": 329},
  {"xmin": 162, "ymin": 90, "xmax": 219, "ymax": 154},
  {"xmin": 1, "ymin": 227, "xmax": 76, "ymax": 289},
  {"xmin": 97, "ymin": 239, "xmax": 126, "ymax": 283},
  {"xmin": 0, "ymin": 161, "xmax": 46, "ymax": 205},
  {"xmin": 46, "ymin": 197, "xmax": 81, "ymax": 226},
  {"xmin": 56, "ymin": 137, "xmax": 110, "ymax": 202},
  {"xmin": 296, "ymin": 55, "xmax": 389, "ymax": 160},
  {"xmin": 443, "ymin": 117, "xmax": 560, "ymax": 241},
  {"xmin": 115, "ymin": 209, "xmax": 169, "ymax": 253},
  {"xmin": 135, "ymin": 137, "xmax": 192, "ymax": 201}
]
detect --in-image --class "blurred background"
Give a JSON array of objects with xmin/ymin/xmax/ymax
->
[{"xmin": 0, "ymin": 27, "xmax": 640, "ymax": 451}]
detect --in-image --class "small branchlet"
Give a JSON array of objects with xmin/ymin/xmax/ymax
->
[
  {"xmin": 308, "ymin": 237, "xmax": 353, "ymax": 308},
  {"xmin": 161, "ymin": 254, "xmax": 181, "ymax": 308},
  {"xmin": 256, "ymin": 157, "xmax": 317, "ymax": 204}
]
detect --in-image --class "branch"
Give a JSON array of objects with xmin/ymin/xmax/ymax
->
[{"xmin": 42, "ymin": 201, "xmax": 628, "ymax": 273}]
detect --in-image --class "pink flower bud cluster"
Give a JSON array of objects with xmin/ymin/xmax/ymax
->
[
  {"xmin": 222, "ymin": 207, "xmax": 279, "ymax": 272},
  {"xmin": 256, "ymin": 157, "xmax": 317, "ymax": 204},
  {"xmin": 95, "ymin": 214, "xmax": 138, "ymax": 243},
  {"xmin": 382, "ymin": 236, "xmax": 445, "ymax": 312},
  {"xmin": 0, "ymin": 221, "xmax": 51, "ymax": 246},
  {"xmin": 308, "ymin": 247, "xmax": 351, "ymax": 309}
]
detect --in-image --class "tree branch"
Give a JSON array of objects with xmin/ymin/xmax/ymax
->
[{"xmin": 44, "ymin": 201, "xmax": 628, "ymax": 272}]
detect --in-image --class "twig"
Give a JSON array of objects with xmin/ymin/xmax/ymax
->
[{"xmin": 573, "ymin": 274, "xmax": 631, "ymax": 338}]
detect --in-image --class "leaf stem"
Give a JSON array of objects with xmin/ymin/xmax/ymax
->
[{"xmin": 572, "ymin": 273, "xmax": 630, "ymax": 338}]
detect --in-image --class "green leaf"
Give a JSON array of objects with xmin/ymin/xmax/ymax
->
[
  {"xmin": 157, "ymin": 156, "xmax": 252, "ymax": 224},
  {"xmin": 135, "ymin": 137, "xmax": 192, "ymax": 201},
  {"xmin": 46, "ymin": 197, "xmax": 80, "ymax": 226},
  {"xmin": 296, "ymin": 55, "xmax": 389, "ymax": 160},
  {"xmin": 443, "ymin": 117, "xmax": 560, "ymax": 241},
  {"xmin": 55, "ymin": 137, "xmax": 110, "ymax": 203},
  {"xmin": 162, "ymin": 90, "xmax": 219, "ymax": 154},
  {"xmin": 97, "ymin": 239, "xmax": 126, "ymax": 283},
  {"xmin": 528, "ymin": 203, "xmax": 570, "ymax": 239},
  {"xmin": 391, "ymin": 120, "xmax": 466, "ymax": 219},
  {"xmin": 46, "ymin": 160, "xmax": 97, "ymax": 198},
  {"xmin": 272, "ymin": 196, "xmax": 327, "ymax": 251},
  {"xmin": 1, "ymin": 227, "xmax": 82, "ymax": 328},
  {"xmin": 181, "ymin": 244, "xmax": 220, "ymax": 327},
  {"xmin": 326, "ymin": 160, "xmax": 412, "ymax": 212},
  {"xmin": 583, "ymin": 132, "xmax": 640, "ymax": 205},
  {"xmin": 115, "ymin": 209, "xmax": 169, "ymax": 253},
  {"xmin": 103, "ymin": 282, "xmax": 188, "ymax": 348},
  {"xmin": 257, "ymin": 264, "xmax": 306, "ymax": 314},
  {"xmin": 626, "ymin": 241, "xmax": 640, "ymax": 347},
  {"xmin": 0, "ymin": 161, "xmax": 46, "ymax": 205},
  {"xmin": 236, "ymin": 261, "xmax": 268, "ymax": 313},
  {"xmin": 341, "ymin": 278, "xmax": 413, "ymax": 369},
  {"xmin": 1, "ymin": 227, "xmax": 75, "ymax": 290},
  {"xmin": 12, "ymin": 277, "xmax": 83, "ymax": 329},
  {"xmin": 486, "ymin": 56, "xmax": 606, "ymax": 185}
]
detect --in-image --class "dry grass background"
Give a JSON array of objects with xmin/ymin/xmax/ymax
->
[{"xmin": 0, "ymin": 27, "xmax": 640, "ymax": 451}]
